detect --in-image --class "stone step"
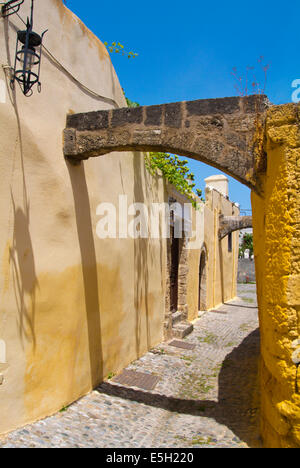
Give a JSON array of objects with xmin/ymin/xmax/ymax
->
[
  {"xmin": 172, "ymin": 321, "xmax": 194, "ymax": 339},
  {"xmin": 172, "ymin": 311, "xmax": 183, "ymax": 325}
]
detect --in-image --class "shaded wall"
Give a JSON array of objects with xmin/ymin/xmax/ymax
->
[{"xmin": 252, "ymin": 104, "xmax": 300, "ymax": 448}]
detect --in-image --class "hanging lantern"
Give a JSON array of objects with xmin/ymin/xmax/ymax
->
[
  {"xmin": 11, "ymin": 0, "xmax": 47, "ymax": 96},
  {"xmin": 1, "ymin": 0, "xmax": 24, "ymax": 18}
]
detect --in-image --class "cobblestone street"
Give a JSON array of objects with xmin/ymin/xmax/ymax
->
[{"xmin": 0, "ymin": 284, "xmax": 261, "ymax": 448}]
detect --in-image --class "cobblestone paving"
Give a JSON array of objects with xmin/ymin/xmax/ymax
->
[{"xmin": 0, "ymin": 284, "xmax": 261, "ymax": 448}]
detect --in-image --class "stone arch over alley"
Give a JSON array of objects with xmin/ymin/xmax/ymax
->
[{"xmin": 64, "ymin": 95, "xmax": 268, "ymax": 193}]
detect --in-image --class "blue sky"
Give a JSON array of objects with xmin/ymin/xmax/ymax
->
[{"xmin": 65, "ymin": 0, "xmax": 299, "ymax": 210}]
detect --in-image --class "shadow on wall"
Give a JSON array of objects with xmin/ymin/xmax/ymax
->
[
  {"xmin": 132, "ymin": 152, "xmax": 165, "ymax": 356},
  {"xmin": 10, "ymin": 194, "xmax": 38, "ymax": 351},
  {"xmin": 3, "ymin": 26, "xmax": 39, "ymax": 351},
  {"xmin": 67, "ymin": 162, "xmax": 103, "ymax": 387},
  {"xmin": 98, "ymin": 329, "xmax": 261, "ymax": 448}
]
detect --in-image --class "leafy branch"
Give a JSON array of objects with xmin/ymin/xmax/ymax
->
[
  {"xmin": 239, "ymin": 232, "xmax": 253, "ymax": 257},
  {"xmin": 145, "ymin": 152, "xmax": 204, "ymax": 208},
  {"xmin": 104, "ymin": 41, "xmax": 138, "ymax": 59},
  {"xmin": 125, "ymin": 96, "xmax": 140, "ymax": 108}
]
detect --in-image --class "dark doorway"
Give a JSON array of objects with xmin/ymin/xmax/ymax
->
[
  {"xmin": 170, "ymin": 225, "xmax": 179, "ymax": 313},
  {"xmin": 198, "ymin": 249, "xmax": 207, "ymax": 311}
]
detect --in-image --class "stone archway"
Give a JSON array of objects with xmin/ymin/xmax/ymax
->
[
  {"xmin": 63, "ymin": 95, "xmax": 269, "ymax": 192},
  {"xmin": 63, "ymin": 98, "xmax": 300, "ymax": 447},
  {"xmin": 198, "ymin": 246, "xmax": 207, "ymax": 312}
]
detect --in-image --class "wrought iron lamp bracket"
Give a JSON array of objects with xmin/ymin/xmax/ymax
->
[{"xmin": 9, "ymin": 0, "xmax": 48, "ymax": 96}]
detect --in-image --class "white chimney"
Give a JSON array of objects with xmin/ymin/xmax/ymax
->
[{"xmin": 204, "ymin": 175, "xmax": 229, "ymax": 198}]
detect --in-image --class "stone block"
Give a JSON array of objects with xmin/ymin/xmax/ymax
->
[
  {"xmin": 67, "ymin": 110, "xmax": 109, "ymax": 131},
  {"xmin": 186, "ymin": 96, "xmax": 240, "ymax": 116},
  {"xmin": 145, "ymin": 105, "xmax": 163, "ymax": 126},
  {"xmin": 111, "ymin": 107, "xmax": 143, "ymax": 127},
  {"xmin": 164, "ymin": 102, "xmax": 182, "ymax": 128}
]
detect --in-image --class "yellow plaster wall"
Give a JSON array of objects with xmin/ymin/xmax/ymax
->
[
  {"xmin": 205, "ymin": 188, "xmax": 239, "ymax": 310},
  {"xmin": 0, "ymin": 0, "xmax": 166, "ymax": 434},
  {"xmin": 252, "ymin": 104, "xmax": 300, "ymax": 448}
]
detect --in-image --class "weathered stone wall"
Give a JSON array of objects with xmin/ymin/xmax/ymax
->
[
  {"xmin": 252, "ymin": 104, "xmax": 300, "ymax": 448},
  {"xmin": 237, "ymin": 258, "xmax": 256, "ymax": 283}
]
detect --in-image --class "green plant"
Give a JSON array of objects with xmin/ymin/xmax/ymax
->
[
  {"xmin": 125, "ymin": 97, "xmax": 140, "ymax": 108},
  {"xmin": 104, "ymin": 42, "xmax": 138, "ymax": 59},
  {"xmin": 239, "ymin": 232, "xmax": 254, "ymax": 258},
  {"xmin": 225, "ymin": 341, "xmax": 238, "ymax": 348},
  {"xmin": 180, "ymin": 355, "xmax": 195, "ymax": 366},
  {"xmin": 177, "ymin": 372, "xmax": 214, "ymax": 399},
  {"xmin": 241, "ymin": 296, "xmax": 255, "ymax": 303},
  {"xmin": 145, "ymin": 152, "xmax": 204, "ymax": 208},
  {"xmin": 191, "ymin": 436, "xmax": 213, "ymax": 446},
  {"xmin": 239, "ymin": 323, "xmax": 252, "ymax": 332},
  {"xmin": 107, "ymin": 372, "xmax": 116, "ymax": 380},
  {"xmin": 59, "ymin": 405, "xmax": 69, "ymax": 413},
  {"xmin": 196, "ymin": 188, "xmax": 204, "ymax": 199}
]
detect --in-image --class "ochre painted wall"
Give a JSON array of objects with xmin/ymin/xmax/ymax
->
[
  {"xmin": 205, "ymin": 188, "xmax": 239, "ymax": 311},
  {"xmin": 0, "ymin": 0, "xmax": 166, "ymax": 434},
  {"xmin": 252, "ymin": 104, "xmax": 300, "ymax": 448},
  {"xmin": 187, "ymin": 186, "xmax": 239, "ymax": 321}
]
